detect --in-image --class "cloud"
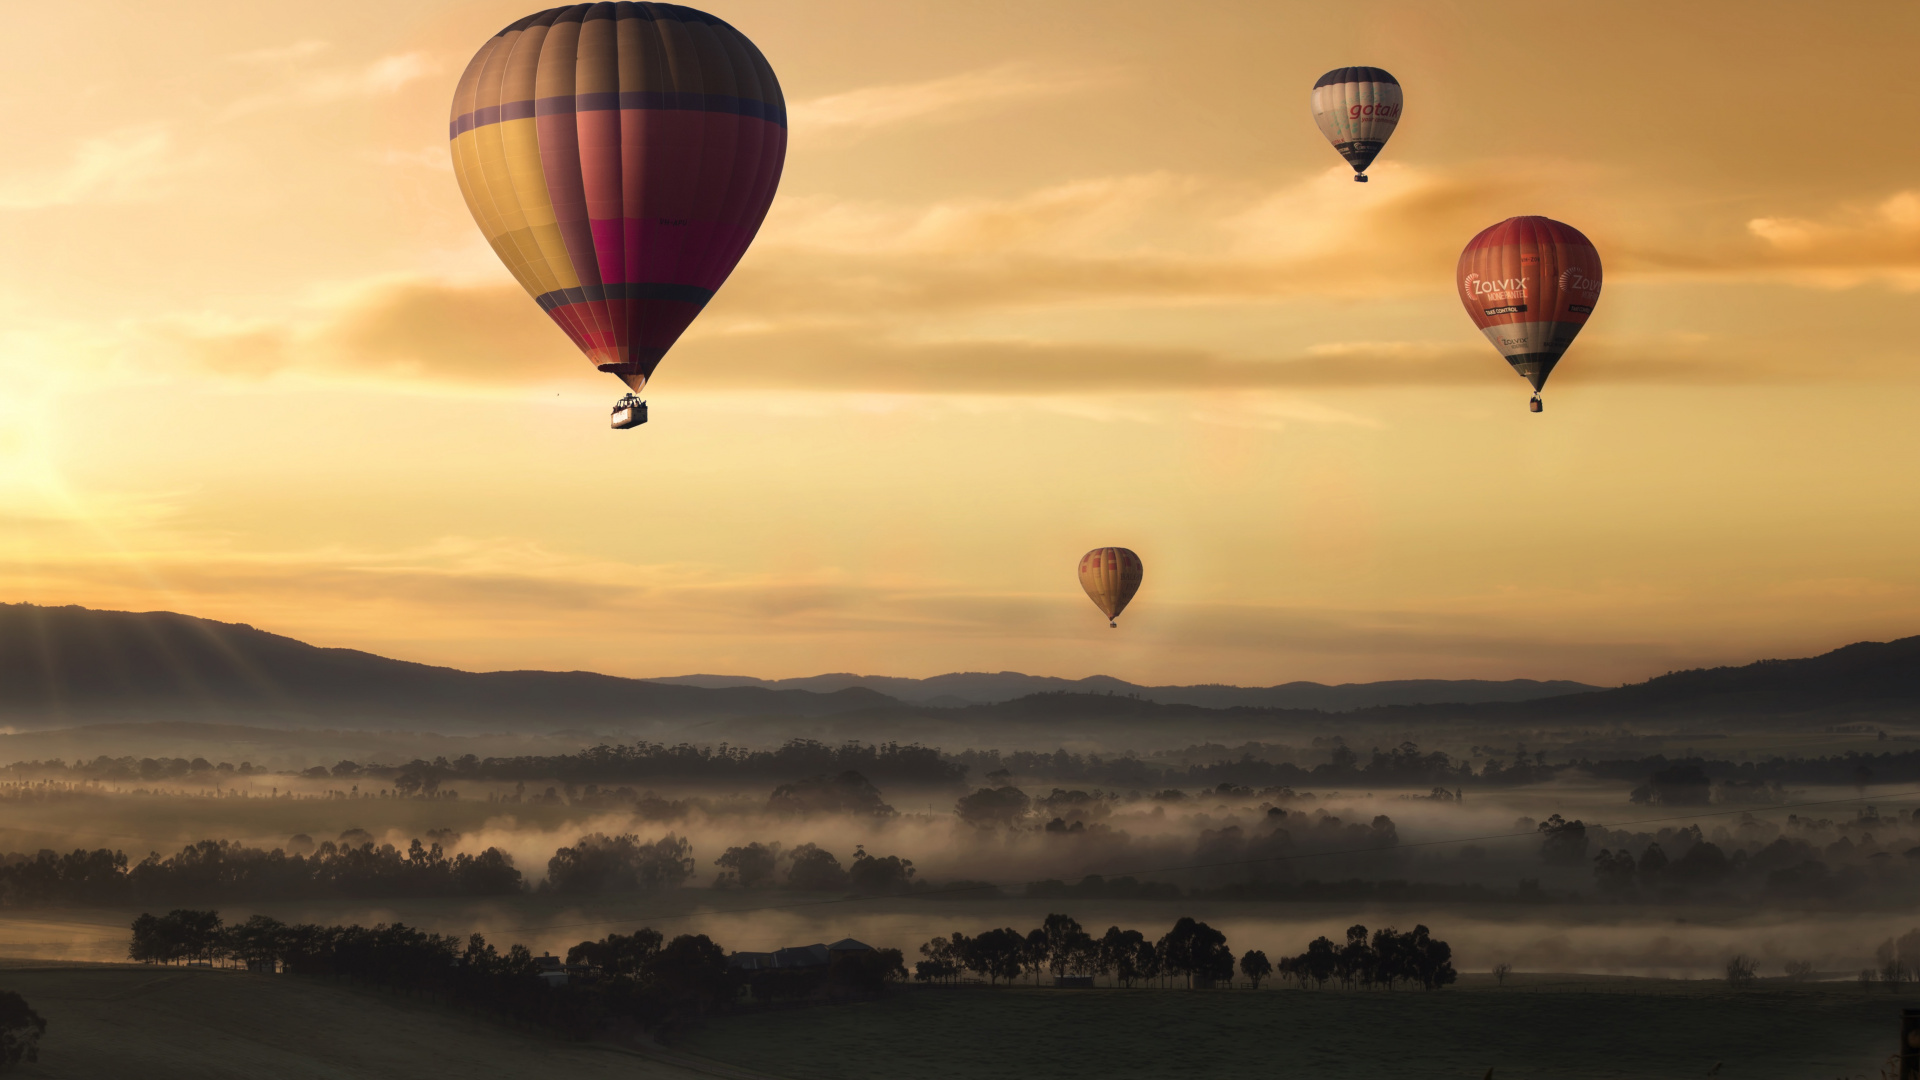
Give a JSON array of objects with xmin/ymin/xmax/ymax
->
[
  {"xmin": 1743, "ymin": 190, "xmax": 1920, "ymax": 287},
  {"xmin": 221, "ymin": 52, "xmax": 438, "ymax": 119},
  {"xmin": 788, "ymin": 63, "xmax": 1096, "ymax": 134},
  {"xmin": 230, "ymin": 40, "xmax": 330, "ymax": 65},
  {"xmin": 0, "ymin": 126, "xmax": 180, "ymax": 210}
]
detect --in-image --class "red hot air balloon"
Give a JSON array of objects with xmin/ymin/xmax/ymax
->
[
  {"xmin": 1456, "ymin": 216, "xmax": 1602, "ymax": 412},
  {"xmin": 449, "ymin": 4, "xmax": 786, "ymax": 429},
  {"xmin": 1078, "ymin": 548, "xmax": 1143, "ymax": 628}
]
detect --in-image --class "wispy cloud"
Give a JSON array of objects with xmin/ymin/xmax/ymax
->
[
  {"xmin": 788, "ymin": 63, "xmax": 1098, "ymax": 133},
  {"xmin": 1743, "ymin": 190, "xmax": 1920, "ymax": 287},
  {"xmin": 229, "ymin": 39, "xmax": 330, "ymax": 65},
  {"xmin": 221, "ymin": 52, "xmax": 438, "ymax": 119},
  {"xmin": 0, "ymin": 126, "xmax": 181, "ymax": 210}
]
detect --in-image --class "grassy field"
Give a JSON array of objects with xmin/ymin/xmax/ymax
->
[
  {"xmin": 0, "ymin": 961, "xmax": 1900, "ymax": 1079},
  {"xmin": 0, "ymin": 961, "xmax": 711, "ymax": 1080},
  {"xmin": 683, "ymin": 976, "xmax": 1902, "ymax": 1080}
]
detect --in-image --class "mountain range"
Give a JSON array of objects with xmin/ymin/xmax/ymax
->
[{"xmin": 1, "ymin": 603, "xmax": 1917, "ymax": 740}]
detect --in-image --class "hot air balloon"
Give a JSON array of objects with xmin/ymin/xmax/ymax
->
[
  {"xmin": 449, "ymin": 4, "xmax": 786, "ymax": 429},
  {"xmin": 1310, "ymin": 67, "xmax": 1402, "ymax": 182},
  {"xmin": 1078, "ymin": 548, "xmax": 1143, "ymax": 628},
  {"xmin": 1456, "ymin": 216, "xmax": 1602, "ymax": 412}
]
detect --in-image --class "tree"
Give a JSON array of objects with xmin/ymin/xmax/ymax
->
[
  {"xmin": 1537, "ymin": 815, "xmax": 1589, "ymax": 864},
  {"xmin": 916, "ymin": 934, "xmax": 963, "ymax": 985},
  {"xmin": 1725, "ymin": 954, "xmax": 1757, "ymax": 986},
  {"xmin": 1240, "ymin": 950, "xmax": 1272, "ymax": 989},
  {"xmin": 1023, "ymin": 928, "xmax": 1048, "ymax": 985},
  {"xmin": 567, "ymin": 928, "xmax": 662, "ymax": 975},
  {"xmin": 712, "ymin": 842, "xmax": 782, "ymax": 888},
  {"xmin": 649, "ymin": 934, "xmax": 734, "ymax": 1012},
  {"xmin": 546, "ymin": 833, "xmax": 693, "ymax": 894},
  {"xmin": 831, "ymin": 947, "xmax": 907, "ymax": 992},
  {"xmin": 847, "ymin": 848, "xmax": 915, "ymax": 896},
  {"xmin": 783, "ymin": 844, "xmax": 850, "ymax": 891},
  {"xmin": 962, "ymin": 928, "xmax": 1026, "ymax": 985},
  {"xmin": 1158, "ymin": 918, "xmax": 1231, "ymax": 989},
  {"xmin": 0, "ymin": 991, "xmax": 45, "ymax": 1071},
  {"xmin": 767, "ymin": 771, "xmax": 895, "ymax": 817},
  {"xmin": 1592, "ymin": 849, "xmax": 1636, "ymax": 896},
  {"xmin": 1100, "ymin": 926, "xmax": 1148, "ymax": 987},
  {"xmin": 955, "ymin": 786, "xmax": 1032, "ymax": 827},
  {"xmin": 1492, "ymin": 962, "xmax": 1512, "ymax": 987},
  {"xmin": 1782, "ymin": 960, "xmax": 1814, "ymax": 981},
  {"xmin": 1041, "ymin": 913, "xmax": 1094, "ymax": 979}
]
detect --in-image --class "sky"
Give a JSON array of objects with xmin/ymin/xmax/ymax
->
[{"xmin": 2, "ymin": 0, "xmax": 1918, "ymax": 687}]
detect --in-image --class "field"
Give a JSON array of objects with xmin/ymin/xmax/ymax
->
[
  {"xmin": 686, "ymin": 977, "xmax": 1899, "ymax": 1080},
  {"xmin": 0, "ymin": 961, "xmax": 1896, "ymax": 1080},
  {"xmin": 0, "ymin": 961, "xmax": 709, "ymax": 1080}
]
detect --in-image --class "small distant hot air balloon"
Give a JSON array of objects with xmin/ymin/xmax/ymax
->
[
  {"xmin": 1457, "ymin": 216, "xmax": 1603, "ymax": 412},
  {"xmin": 1310, "ymin": 67, "xmax": 1402, "ymax": 182},
  {"xmin": 1078, "ymin": 548, "xmax": 1143, "ymax": 628},
  {"xmin": 449, "ymin": 4, "xmax": 787, "ymax": 429}
]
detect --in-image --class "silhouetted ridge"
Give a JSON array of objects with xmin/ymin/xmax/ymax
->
[{"xmin": 0, "ymin": 603, "xmax": 893, "ymax": 726}]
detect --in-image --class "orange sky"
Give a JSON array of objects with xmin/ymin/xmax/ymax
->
[{"xmin": 3, "ymin": 0, "xmax": 1919, "ymax": 685}]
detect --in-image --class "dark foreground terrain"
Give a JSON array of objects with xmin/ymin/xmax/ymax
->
[
  {"xmin": 0, "ymin": 962, "xmax": 1897, "ymax": 1079},
  {"xmin": 685, "ymin": 976, "xmax": 1898, "ymax": 1080},
  {"xmin": 0, "ymin": 962, "xmax": 700, "ymax": 1080}
]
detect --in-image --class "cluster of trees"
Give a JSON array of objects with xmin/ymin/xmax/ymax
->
[
  {"xmin": 0, "ymin": 756, "xmax": 268, "ymax": 782},
  {"xmin": 950, "ymin": 740, "xmax": 1554, "ymax": 791},
  {"xmin": 0, "ymin": 837, "xmax": 520, "ymax": 907},
  {"xmin": 1589, "ymin": 823, "xmax": 1920, "ymax": 904},
  {"xmin": 390, "ymin": 740, "xmax": 963, "ymax": 789},
  {"xmin": 127, "ymin": 910, "xmax": 741, "ymax": 1037},
  {"xmin": 545, "ymin": 834, "xmax": 694, "ymax": 894},
  {"xmin": 914, "ymin": 914, "xmax": 1257, "ymax": 989},
  {"xmin": 1276, "ymin": 924, "xmax": 1458, "ymax": 991},
  {"xmin": 711, "ymin": 841, "xmax": 919, "ymax": 895}
]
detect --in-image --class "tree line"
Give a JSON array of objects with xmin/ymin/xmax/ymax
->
[
  {"xmin": 1275, "ymin": 924, "xmax": 1459, "ymax": 990},
  {"xmin": 124, "ymin": 909, "xmax": 901, "ymax": 1039},
  {"xmin": 913, "ymin": 913, "xmax": 1261, "ymax": 990},
  {"xmin": 0, "ymin": 837, "xmax": 519, "ymax": 907}
]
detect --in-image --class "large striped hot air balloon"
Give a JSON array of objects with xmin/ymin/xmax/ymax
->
[
  {"xmin": 1457, "ymin": 216, "xmax": 1602, "ymax": 412},
  {"xmin": 1310, "ymin": 67, "xmax": 1402, "ymax": 182},
  {"xmin": 449, "ymin": 4, "xmax": 786, "ymax": 429},
  {"xmin": 1078, "ymin": 548, "xmax": 1144, "ymax": 628}
]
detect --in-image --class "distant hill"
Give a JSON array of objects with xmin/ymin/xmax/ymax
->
[
  {"xmin": 2, "ymin": 603, "xmax": 1916, "ymax": 739},
  {"xmin": 651, "ymin": 671, "xmax": 1601, "ymax": 710},
  {"xmin": 0, "ymin": 603, "xmax": 891, "ymax": 729}
]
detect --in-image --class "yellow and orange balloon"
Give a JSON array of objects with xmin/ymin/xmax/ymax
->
[
  {"xmin": 449, "ymin": 4, "xmax": 786, "ymax": 404},
  {"xmin": 1078, "ymin": 548, "xmax": 1144, "ymax": 628}
]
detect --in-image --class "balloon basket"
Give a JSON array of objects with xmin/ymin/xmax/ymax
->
[
  {"xmin": 1528, "ymin": 395, "xmax": 1543, "ymax": 414},
  {"xmin": 1354, "ymin": 174, "xmax": 1369, "ymax": 183},
  {"xmin": 611, "ymin": 395, "xmax": 648, "ymax": 429}
]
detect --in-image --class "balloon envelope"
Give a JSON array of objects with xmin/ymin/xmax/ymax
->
[
  {"xmin": 1457, "ymin": 216, "xmax": 1602, "ymax": 391},
  {"xmin": 1078, "ymin": 548, "xmax": 1144, "ymax": 625},
  {"xmin": 449, "ymin": 3, "xmax": 786, "ymax": 393},
  {"xmin": 1310, "ymin": 67, "xmax": 1402, "ymax": 178}
]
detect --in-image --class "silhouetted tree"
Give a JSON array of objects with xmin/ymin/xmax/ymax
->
[
  {"xmin": 1536, "ymin": 815, "xmax": 1590, "ymax": 864},
  {"xmin": 0, "ymin": 991, "xmax": 45, "ymax": 1071},
  {"xmin": 767, "ymin": 771, "xmax": 895, "ymax": 817},
  {"xmin": 1240, "ymin": 950, "xmax": 1271, "ymax": 989},
  {"xmin": 847, "ymin": 847, "xmax": 915, "ymax": 896},
  {"xmin": 783, "ymin": 843, "xmax": 850, "ymax": 891},
  {"xmin": 713, "ymin": 842, "xmax": 782, "ymax": 889},
  {"xmin": 955, "ymin": 786, "xmax": 1032, "ymax": 827}
]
